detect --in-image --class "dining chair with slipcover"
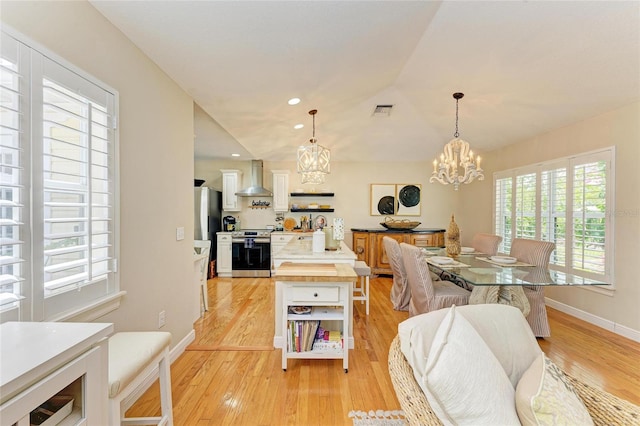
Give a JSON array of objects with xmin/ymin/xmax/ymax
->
[
  {"xmin": 383, "ymin": 236, "xmax": 411, "ymax": 311},
  {"xmin": 400, "ymin": 243, "xmax": 471, "ymax": 317},
  {"xmin": 471, "ymin": 233, "xmax": 503, "ymax": 256},
  {"xmin": 509, "ymin": 238, "xmax": 557, "ymax": 337}
]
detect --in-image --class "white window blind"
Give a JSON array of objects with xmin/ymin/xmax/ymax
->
[
  {"xmin": 572, "ymin": 160, "xmax": 607, "ymax": 277},
  {"xmin": 540, "ymin": 167, "xmax": 567, "ymax": 267},
  {"xmin": 0, "ymin": 30, "xmax": 118, "ymax": 322},
  {"xmin": 0, "ymin": 35, "xmax": 28, "ymax": 317},
  {"xmin": 493, "ymin": 149, "xmax": 613, "ymax": 284},
  {"xmin": 514, "ymin": 173, "xmax": 536, "ymax": 240},
  {"xmin": 494, "ymin": 176, "xmax": 512, "ymax": 254}
]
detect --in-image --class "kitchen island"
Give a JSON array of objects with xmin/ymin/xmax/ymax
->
[
  {"xmin": 272, "ymin": 238, "xmax": 357, "ymax": 358},
  {"xmin": 272, "ymin": 237, "xmax": 357, "ymax": 268},
  {"xmin": 273, "ymin": 262, "xmax": 357, "ymax": 371}
]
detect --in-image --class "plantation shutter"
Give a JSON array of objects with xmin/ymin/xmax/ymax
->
[
  {"xmin": 572, "ymin": 159, "xmax": 607, "ymax": 277},
  {"xmin": 540, "ymin": 167, "xmax": 567, "ymax": 268},
  {"xmin": 492, "ymin": 149, "xmax": 612, "ymax": 285},
  {"xmin": 1, "ymin": 30, "xmax": 118, "ymax": 322},
  {"xmin": 0, "ymin": 35, "xmax": 29, "ymax": 320},
  {"xmin": 494, "ymin": 175, "xmax": 512, "ymax": 254},
  {"xmin": 37, "ymin": 56, "xmax": 117, "ymax": 320},
  {"xmin": 514, "ymin": 173, "xmax": 536, "ymax": 240}
]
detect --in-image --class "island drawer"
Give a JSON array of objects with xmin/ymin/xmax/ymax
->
[{"xmin": 287, "ymin": 285, "xmax": 341, "ymax": 303}]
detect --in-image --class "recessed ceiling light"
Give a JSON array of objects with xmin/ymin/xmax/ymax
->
[
  {"xmin": 288, "ymin": 98, "xmax": 301, "ymax": 105},
  {"xmin": 294, "ymin": 124, "xmax": 304, "ymax": 129},
  {"xmin": 231, "ymin": 153, "xmax": 240, "ymax": 157}
]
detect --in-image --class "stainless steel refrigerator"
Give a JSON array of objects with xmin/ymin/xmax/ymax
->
[{"xmin": 195, "ymin": 187, "xmax": 222, "ymax": 277}]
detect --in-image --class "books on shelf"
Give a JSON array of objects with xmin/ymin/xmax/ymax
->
[
  {"xmin": 287, "ymin": 320, "xmax": 343, "ymax": 353},
  {"xmin": 288, "ymin": 320, "xmax": 320, "ymax": 352}
]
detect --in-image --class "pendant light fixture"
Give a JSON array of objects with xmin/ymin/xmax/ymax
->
[
  {"xmin": 430, "ymin": 92, "xmax": 484, "ymax": 190},
  {"xmin": 297, "ymin": 109, "xmax": 330, "ymax": 184}
]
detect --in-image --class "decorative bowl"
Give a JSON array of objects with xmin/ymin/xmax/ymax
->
[{"xmin": 380, "ymin": 217, "xmax": 421, "ymax": 230}]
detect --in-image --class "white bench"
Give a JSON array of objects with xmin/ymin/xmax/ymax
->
[{"xmin": 108, "ymin": 331, "xmax": 173, "ymax": 425}]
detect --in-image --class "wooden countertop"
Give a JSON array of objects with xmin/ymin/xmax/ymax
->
[{"xmin": 274, "ymin": 262, "xmax": 357, "ymax": 282}]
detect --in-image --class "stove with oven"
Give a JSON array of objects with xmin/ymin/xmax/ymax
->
[{"xmin": 231, "ymin": 229, "xmax": 272, "ymax": 277}]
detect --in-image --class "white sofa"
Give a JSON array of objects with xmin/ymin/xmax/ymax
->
[{"xmin": 389, "ymin": 304, "xmax": 640, "ymax": 425}]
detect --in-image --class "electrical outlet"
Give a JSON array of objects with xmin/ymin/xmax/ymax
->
[
  {"xmin": 158, "ymin": 310, "xmax": 166, "ymax": 328},
  {"xmin": 176, "ymin": 227, "xmax": 185, "ymax": 241}
]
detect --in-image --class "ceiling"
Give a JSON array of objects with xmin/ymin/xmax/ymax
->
[{"xmin": 90, "ymin": 1, "xmax": 640, "ymax": 163}]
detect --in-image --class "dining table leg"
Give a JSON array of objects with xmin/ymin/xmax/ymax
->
[{"xmin": 469, "ymin": 286, "xmax": 531, "ymax": 317}]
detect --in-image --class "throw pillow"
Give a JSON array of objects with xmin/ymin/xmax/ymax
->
[
  {"xmin": 419, "ymin": 305, "xmax": 521, "ymax": 426},
  {"xmin": 515, "ymin": 353, "xmax": 594, "ymax": 426}
]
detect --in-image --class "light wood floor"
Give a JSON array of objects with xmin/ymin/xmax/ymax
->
[{"xmin": 128, "ymin": 275, "xmax": 640, "ymax": 425}]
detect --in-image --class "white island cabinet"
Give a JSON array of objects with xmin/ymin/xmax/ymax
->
[
  {"xmin": 272, "ymin": 238, "xmax": 357, "ymax": 367},
  {"xmin": 274, "ymin": 262, "xmax": 357, "ymax": 372},
  {"xmin": 0, "ymin": 321, "xmax": 113, "ymax": 425}
]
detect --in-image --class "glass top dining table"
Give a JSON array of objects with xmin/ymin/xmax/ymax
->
[{"xmin": 423, "ymin": 248, "xmax": 609, "ymax": 287}]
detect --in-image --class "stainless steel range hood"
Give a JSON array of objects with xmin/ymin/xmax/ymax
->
[{"xmin": 235, "ymin": 160, "xmax": 272, "ymax": 197}]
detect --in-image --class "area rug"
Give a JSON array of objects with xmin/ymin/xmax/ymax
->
[{"xmin": 348, "ymin": 410, "xmax": 408, "ymax": 425}]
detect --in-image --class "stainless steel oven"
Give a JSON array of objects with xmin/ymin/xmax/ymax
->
[{"xmin": 231, "ymin": 230, "xmax": 272, "ymax": 277}]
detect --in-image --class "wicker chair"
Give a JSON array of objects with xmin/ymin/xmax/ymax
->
[
  {"xmin": 510, "ymin": 238, "xmax": 556, "ymax": 337},
  {"xmin": 388, "ymin": 335, "xmax": 640, "ymax": 426}
]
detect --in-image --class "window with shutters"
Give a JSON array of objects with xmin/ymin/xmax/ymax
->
[
  {"xmin": 493, "ymin": 148, "xmax": 614, "ymax": 286},
  {"xmin": 1, "ymin": 29, "xmax": 119, "ymax": 322}
]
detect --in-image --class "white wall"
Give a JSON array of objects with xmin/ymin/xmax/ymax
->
[
  {"xmin": 2, "ymin": 2, "xmax": 198, "ymax": 343},
  {"xmin": 458, "ymin": 101, "xmax": 640, "ymax": 336}
]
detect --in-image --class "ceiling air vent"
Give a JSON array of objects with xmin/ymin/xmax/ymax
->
[{"xmin": 372, "ymin": 104, "xmax": 394, "ymax": 116}]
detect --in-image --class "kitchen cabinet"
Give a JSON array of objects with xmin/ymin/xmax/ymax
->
[
  {"xmin": 0, "ymin": 322, "xmax": 113, "ymax": 426},
  {"xmin": 271, "ymin": 170, "xmax": 290, "ymax": 212},
  {"xmin": 221, "ymin": 169, "xmax": 242, "ymax": 211},
  {"xmin": 407, "ymin": 232, "xmax": 444, "ymax": 248},
  {"xmin": 217, "ymin": 232, "xmax": 232, "ymax": 277},
  {"xmin": 271, "ymin": 233, "xmax": 295, "ymax": 273},
  {"xmin": 352, "ymin": 232, "xmax": 369, "ymax": 262},
  {"xmin": 351, "ymin": 229, "xmax": 445, "ymax": 275},
  {"xmin": 372, "ymin": 233, "xmax": 404, "ymax": 273}
]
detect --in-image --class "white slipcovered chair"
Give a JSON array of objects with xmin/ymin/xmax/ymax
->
[
  {"xmin": 383, "ymin": 236, "xmax": 411, "ymax": 311},
  {"xmin": 509, "ymin": 238, "xmax": 556, "ymax": 338},
  {"xmin": 471, "ymin": 233, "xmax": 502, "ymax": 256},
  {"xmin": 400, "ymin": 243, "xmax": 470, "ymax": 317}
]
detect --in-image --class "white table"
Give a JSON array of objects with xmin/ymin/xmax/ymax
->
[{"xmin": 0, "ymin": 321, "xmax": 113, "ymax": 425}]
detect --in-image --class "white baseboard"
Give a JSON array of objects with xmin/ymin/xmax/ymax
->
[
  {"xmin": 545, "ymin": 297, "xmax": 640, "ymax": 343},
  {"xmin": 121, "ymin": 329, "xmax": 196, "ymax": 411}
]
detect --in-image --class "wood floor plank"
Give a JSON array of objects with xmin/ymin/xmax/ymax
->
[{"xmin": 128, "ymin": 275, "xmax": 640, "ymax": 424}]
